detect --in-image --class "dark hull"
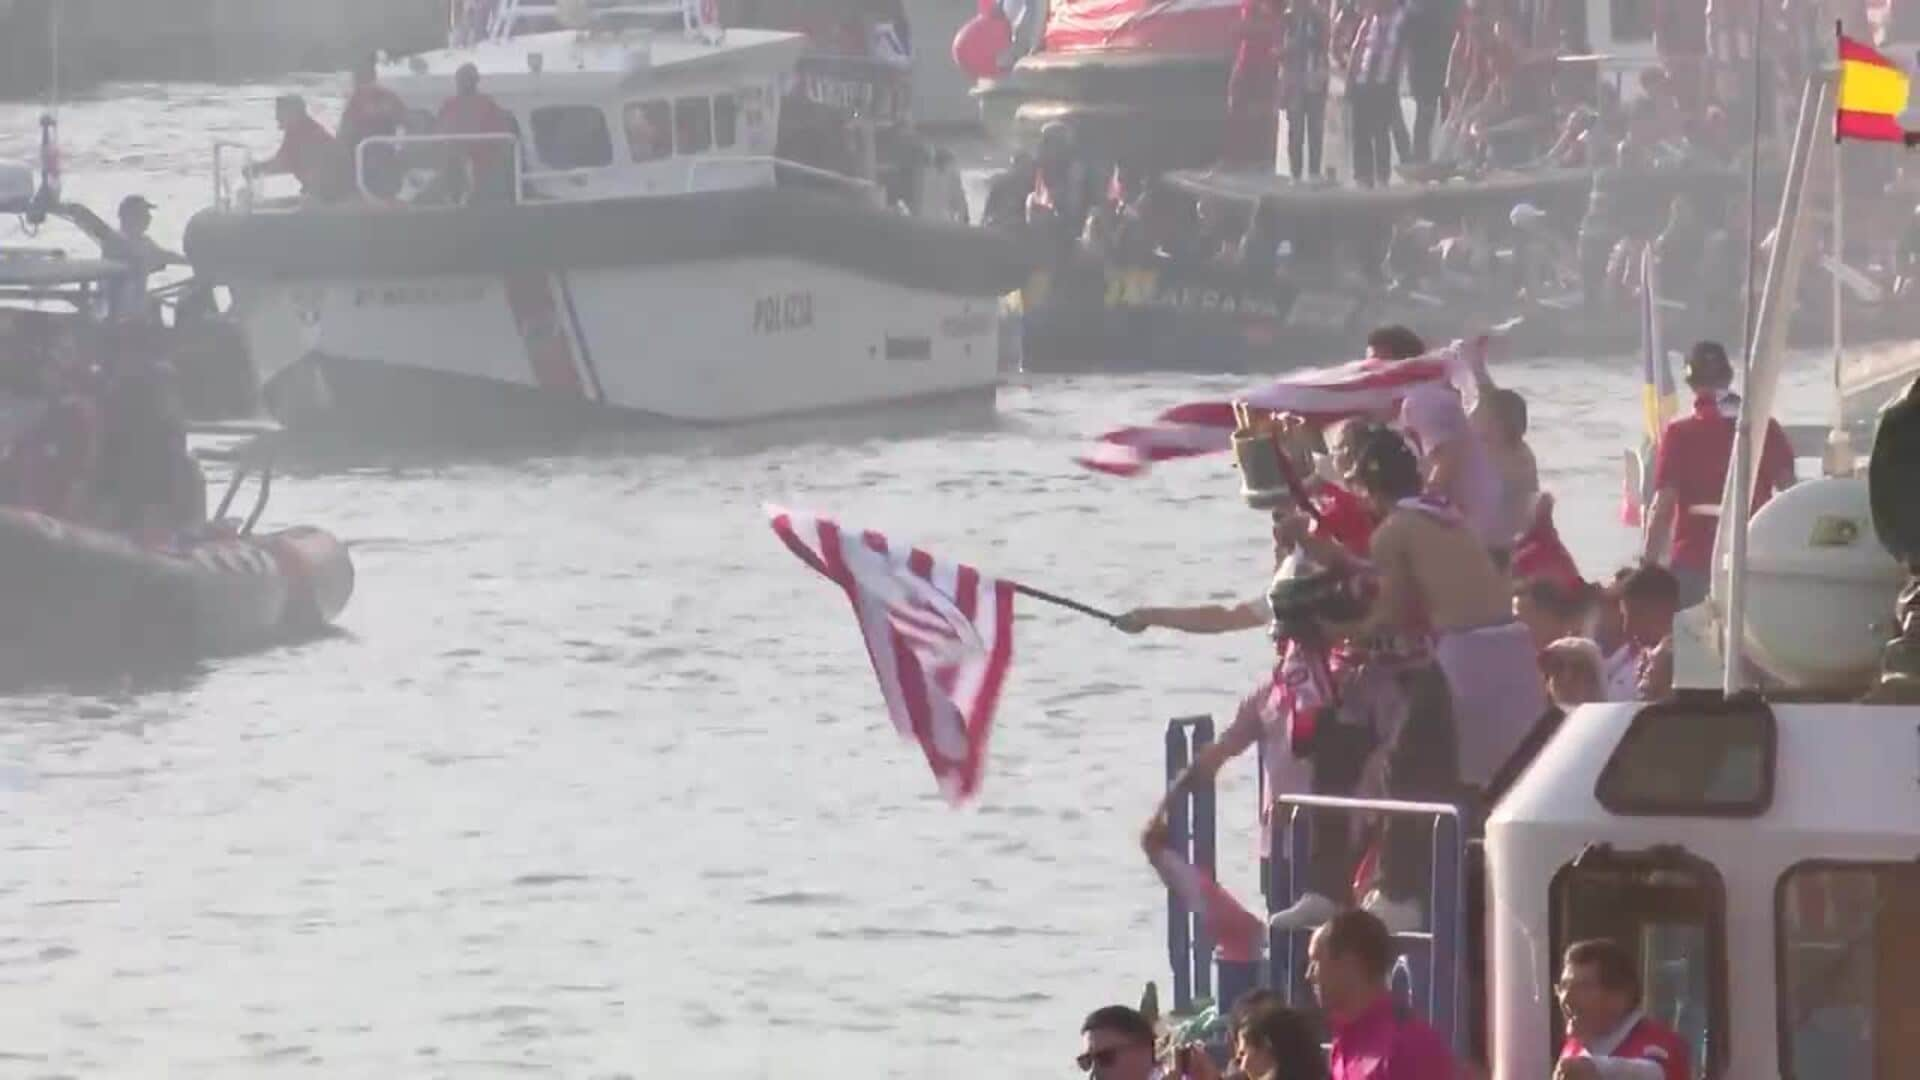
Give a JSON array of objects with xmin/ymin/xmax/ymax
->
[
  {"xmin": 185, "ymin": 187, "xmax": 1034, "ymax": 297},
  {"xmin": 1016, "ymin": 257, "xmax": 1920, "ymax": 374},
  {"xmin": 974, "ymin": 51, "xmax": 1231, "ymax": 170}
]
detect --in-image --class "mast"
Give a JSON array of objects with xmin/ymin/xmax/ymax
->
[
  {"xmin": 1720, "ymin": 73, "xmax": 1829, "ymax": 694},
  {"xmin": 1826, "ymin": 21, "xmax": 1853, "ymax": 476}
]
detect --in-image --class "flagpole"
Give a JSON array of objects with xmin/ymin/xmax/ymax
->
[
  {"xmin": 1829, "ymin": 22, "xmax": 1850, "ymax": 474},
  {"xmin": 1012, "ymin": 582, "xmax": 1121, "ymax": 625}
]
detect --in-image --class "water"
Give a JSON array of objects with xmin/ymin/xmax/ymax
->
[{"xmin": 0, "ymin": 85, "xmax": 1838, "ymax": 1076}]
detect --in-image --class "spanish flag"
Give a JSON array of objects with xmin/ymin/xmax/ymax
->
[{"xmin": 1837, "ymin": 32, "xmax": 1911, "ymax": 143}]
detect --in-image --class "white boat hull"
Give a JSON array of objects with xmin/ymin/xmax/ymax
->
[{"xmin": 236, "ymin": 256, "xmax": 1002, "ymax": 430}]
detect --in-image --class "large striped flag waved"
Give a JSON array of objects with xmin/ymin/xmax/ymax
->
[
  {"xmin": 1076, "ymin": 337, "xmax": 1487, "ymax": 477},
  {"xmin": 768, "ymin": 506, "xmax": 1015, "ymax": 803},
  {"xmin": 1836, "ymin": 31, "xmax": 1913, "ymax": 143}
]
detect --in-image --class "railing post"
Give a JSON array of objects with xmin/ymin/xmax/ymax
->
[{"xmin": 1163, "ymin": 715, "xmax": 1217, "ymax": 1013}]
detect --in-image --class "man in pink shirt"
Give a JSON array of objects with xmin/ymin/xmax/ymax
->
[{"xmin": 1309, "ymin": 909, "xmax": 1458, "ymax": 1079}]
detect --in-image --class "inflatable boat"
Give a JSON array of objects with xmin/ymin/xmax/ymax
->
[{"xmin": 0, "ymin": 509, "xmax": 353, "ymax": 663}]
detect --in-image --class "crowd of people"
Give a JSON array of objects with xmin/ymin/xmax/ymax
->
[
  {"xmin": 241, "ymin": 57, "xmax": 519, "ymax": 206},
  {"xmin": 1221, "ymin": 0, "xmax": 1844, "ymax": 183},
  {"xmin": 0, "ymin": 314, "xmax": 207, "ymax": 546},
  {"xmin": 1079, "ymin": 913, "xmax": 1688, "ymax": 1077},
  {"xmin": 1082, "ymin": 318, "xmax": 1793, "ymax": 1074}
]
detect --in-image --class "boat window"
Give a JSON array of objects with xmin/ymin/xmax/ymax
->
[
  {"xmin": 713, "ymin": 93, "xmax": 738, "ymax": 149},
  {"xmin": 1550, "ymin": 846, "xmax": 1726, "ymax": 1077},
  {"xmin": 1594, "ymin": 693, "xmax": 1774, "ymax": 817},
  {"xmin": 530, "ymin": 105, "xmax": 613, "ymax": 170},
  {"xmin": 675, "ymin": 96, "xmax": 713, "ymax": 155},
  {"xmin": 624, "ymin": 101, "xmax": 672, "ymax": 163},
  {"xmin": 1777, "ymin": 861, "xmax": 1920, "ymax": 1080}
]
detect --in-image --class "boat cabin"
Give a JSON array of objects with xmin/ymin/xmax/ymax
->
[
  {"xmin": 368, "ymin": 24, "xmax": 805, "ymax": 201},
  {"xmin": 1160, "ymin": 692, "xmax": 1920, "ymax": 1078}
]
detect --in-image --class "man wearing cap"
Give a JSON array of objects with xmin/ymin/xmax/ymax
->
[
  {"xmin": 1641, "ymin": 340, "xmax": 1796, "ymax": 609},
  {"xmin": 58, "ymin": 195, "xmax": 183, "ymax": 324},
  {"xmin": 245, "ymin": 94, "xmax": 344, "ymax": 201},
  {"xmin": 436, "ymin": 63, "xmax": 520, "ymax": 204}
]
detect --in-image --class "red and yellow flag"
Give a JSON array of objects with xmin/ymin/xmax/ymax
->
[{"xmin": 1837, "ymin": 33, "xmax": 1911, "ymax": 142}]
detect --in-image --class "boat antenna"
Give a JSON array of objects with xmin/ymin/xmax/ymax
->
[{"xmin": 24, "ymin": 0, "xmax": 62, "ymax": 228}]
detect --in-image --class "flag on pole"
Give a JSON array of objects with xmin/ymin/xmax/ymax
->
[
  {"xmin": 1623, "ymin": 250, "xmax": 1679, "ymax": 527},
  {"xmin": 1076, "ymin": 338, "xmax": 1486, "ymax": 477},
  {"xmin": 1836, "ymin": 32, "xmax": 1912, "ymax": 143},
  {"xmin": 1149, "ymin": 846, "xmax": 1266, "ymax": 963},
  {"xmin": 768, "ymin": 506, "xmax": 1015, "ymax": 803}
]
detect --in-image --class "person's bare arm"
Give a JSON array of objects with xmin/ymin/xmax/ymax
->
[
  {"xmin": 1151, "ymin": 714, "xmax": 1261, "ymax": 822},
  {"xmin": 1115, "ymin": 600, "xmax": 1267, "ymax": 635},
  {"xmin": 1424, "ymin": 436, "xmax": 1466, "ymax": 505},
  {"xmin": 1641, "ymin": 487, "xmax": 1678, "ymax": 563}
]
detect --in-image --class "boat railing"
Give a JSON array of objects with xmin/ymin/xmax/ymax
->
[
  {"xmin": 1269, "ymin": 793, "xmax": 1469, "ymax": 1055},
  {"xmin": 1159, "ymin": 716, "xmax": 1471, "ymax": 1053},
  {"xmin": 353, "ymin": 132, "xmax": 525, "ymax": 206},
  {"xmin": 1163, "ymin": 716, "xmax": 1218, "ymax": 1013},
  {"xmin": 685, "ymin": 155, "xmax": 883, "ymax": 203}
]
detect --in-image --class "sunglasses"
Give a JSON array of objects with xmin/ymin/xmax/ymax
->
[{"xmin": 1076, "ymin": 1046, "xmax": 1125, "ymax": 1071}]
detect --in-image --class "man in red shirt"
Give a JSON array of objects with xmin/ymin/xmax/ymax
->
[
  {"xmin": 437, "ymin": 63, "xmax": 520, "ymax": 204},
  {"xmin": 245, "ymin": 95, "xmax": 344, "ymax": 201},
  {"xmin": 338, "ymin": 55, "xmax": 407, "ymax": 197},
  {"xmin": 1641, "ymin": 340, "xmax": 1794, "ymax": 609},
  {"xmin": 1311, "ymin": 909, "xmax": 1457, "ymax": 1078},
  {"xmin": 1556, "ymin": 939, "xmax": 1689, "ymax": 1080}
]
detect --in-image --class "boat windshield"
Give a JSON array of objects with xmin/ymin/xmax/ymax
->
[
  {"xmin": 1776, "ymin": 861, "xmax": 1920, "ymax": 1080},
  {"xmin": 1550, "ymin": 847, "xmax": 1725, "ymax": 1078}
]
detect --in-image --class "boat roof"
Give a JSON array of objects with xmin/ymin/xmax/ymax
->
[
  {"xmin": 382, "ymin": 27, "xmax": 808, "ymax": 98},
  {"xmin": 1489, "ymin": 698, "xmax": 1920, "ymax": 844}
]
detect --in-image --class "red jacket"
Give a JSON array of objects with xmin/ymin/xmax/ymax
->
[{"xmin": 1560, "ymin": 1013, "xmax": 1690, "ymax": 1080}]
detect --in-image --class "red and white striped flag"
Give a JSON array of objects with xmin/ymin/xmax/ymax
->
[
  {"xmin": 768, "ymin": 505, "xmax": 1016, "ymax": 803},
  {"xmin": 1150, "ymin": 847, "xmax": 1266, "ymax": 963},
  {"xmin": 1076, "ymin": 339, "xmax": 1486, "ymax": 477}
]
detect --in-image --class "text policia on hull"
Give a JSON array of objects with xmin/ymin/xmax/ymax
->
[
  {"xmin": 182, "ymin": 0, "xmax": 1027, "ymax": 440},
  {"xmin": 764, "ymin": 42, "xmax": 1920, "ymax": 1080}
]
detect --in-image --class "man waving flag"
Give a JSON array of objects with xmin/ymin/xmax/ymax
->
[
  {"xmin": 1836, "ymin": 30, "xmax": 1914, "ymax": 144},
  {"xmin": 769, "ymin": 506, "xmax": 1015, "ymax": 803}
]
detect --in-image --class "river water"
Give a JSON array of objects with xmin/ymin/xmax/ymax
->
[{"xmin": 0, "ymin": 84, "xmax": 1837, "ymax": 1076}]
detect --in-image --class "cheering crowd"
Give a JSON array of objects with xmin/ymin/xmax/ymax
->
[
  {"xmin": 1065, "ymin": 320, "xmax": 1793, "ymax": 1077},
  {"xmin": 1220, "ymin": 0, "xmax": 1852, "ymax": 182}
]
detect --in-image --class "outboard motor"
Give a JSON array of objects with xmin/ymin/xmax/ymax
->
[{"xmin": 1866, "ymin": 376, "xmax": 1920, "ymax": 700}]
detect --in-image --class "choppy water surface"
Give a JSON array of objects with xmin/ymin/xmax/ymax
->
[{"xmin": 0, "ymin": 86, "xmax": 1839, "ymax": 1076}]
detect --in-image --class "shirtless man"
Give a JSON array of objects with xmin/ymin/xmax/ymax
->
[{"xmin": 1309, "ymin": 427, "xmax": 1545, "ymax": 929}]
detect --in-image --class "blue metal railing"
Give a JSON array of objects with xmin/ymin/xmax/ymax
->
[
  {"xmin": 1268, "ymin": 793, "xmax": 1469, "ymax": 1054},
  {"xmin": 1163, "ymin": 715, "xmax": 1216, "ymax": 1013},
  {"xmin": 1159, "ymin": 716, "xmax": 1472, "ymax": 1055}
]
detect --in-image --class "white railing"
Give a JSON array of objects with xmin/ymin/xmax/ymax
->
[
  {"xmin": 353, "ymin": 132, "xmax": 525, "ymax": 205},
  {"xmin": 685, "ymin": 155, "xmax": 881, "ymax": 203}
]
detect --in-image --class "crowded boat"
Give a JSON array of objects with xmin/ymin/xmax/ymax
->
[
  {"xmin": 1050, "ymin": 46, "xmax": 1920, "ymax": 1078},
  {"xmin": 971, "ymin": 0, "xmax": 1920, "ymax": 375},
  {"xmin": 0, "ymin": 151, "xmax": 352, "ymax": 673}
]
